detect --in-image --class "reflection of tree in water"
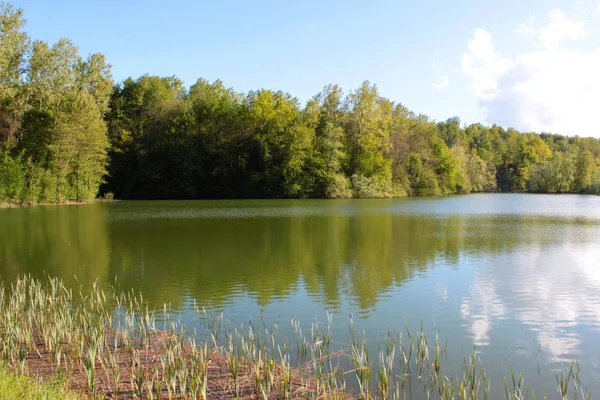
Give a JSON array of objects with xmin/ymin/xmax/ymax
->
[
  {"xmin": 0, "ymin": 204, "xmax": 110, "ymax": 285},
  {"xmin": 1, "ymin": 201, "xmax": 598, "ymax": 312}
]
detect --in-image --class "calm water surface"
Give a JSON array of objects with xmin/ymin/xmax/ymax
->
[{"xmin": 1, "ymin": 193, "xmax": 600, "ymax": 397}]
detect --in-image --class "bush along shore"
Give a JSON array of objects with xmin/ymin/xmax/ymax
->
[
  {"xmin": 0, "ymin": 275, "xmax": 591, "ymax": 399},
  {"xmin": 0, "ymin": 193, "xmax": 116, "ymax": 209}
]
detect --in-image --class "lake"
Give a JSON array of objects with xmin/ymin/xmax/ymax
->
[{"xmin": 1, "ymin": 193, "xmax": 600, "ymax": 397}]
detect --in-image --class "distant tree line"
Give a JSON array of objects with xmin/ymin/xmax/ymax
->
[{"xmin": 2, "ymin": 3, "xmax": 600, "ymax": 203}]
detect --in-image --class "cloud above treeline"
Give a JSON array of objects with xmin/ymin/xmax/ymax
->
[
  {"xmin": 461, "ymin": 9, "xmax": 600, "ymax": 137},
  {"xmin": 434, "ymin": 75, "xmax": 449, "ymax": 89}
]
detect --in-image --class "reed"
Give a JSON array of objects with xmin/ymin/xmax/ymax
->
[{"xmin": 0, "ymin": 274, "xmax": 592, "ymax": 400}]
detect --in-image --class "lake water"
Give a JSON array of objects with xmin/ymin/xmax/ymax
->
[{"xmin": 1, "ymin": 193, "xmax": 600, "ymax": 397}]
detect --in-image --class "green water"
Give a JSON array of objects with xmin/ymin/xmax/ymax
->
[{"xmin": 1, "ymin": 194, "xmax": 600, "ymax": 397}]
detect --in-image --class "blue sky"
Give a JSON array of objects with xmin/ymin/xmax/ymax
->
[{"xmin": 12, "ymin": 0, "xmax": 600, "ymax": 136}]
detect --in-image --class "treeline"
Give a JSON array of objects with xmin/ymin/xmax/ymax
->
[
  {"xmin": 103, "ymin": 77, "xmax": 600, "ymax": 199},
  {"xmin": 2, "ymin": 3, "xmax": 600, "ymax": 203}
]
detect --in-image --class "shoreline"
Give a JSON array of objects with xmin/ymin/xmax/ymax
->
[
  {"xmin": 2, "ymin": 191, "xmax": 599, "ymax": 209},
  {"xmin": 0, "ymin": 199, "xmax": 118, "ymax": 208}
]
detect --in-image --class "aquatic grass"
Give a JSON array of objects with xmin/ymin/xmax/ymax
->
[
  {"xmin": 351, "ymin": 334, "xmax": 372, "ymax": 399},
  {"xmin": 107, "ymin": 333, "xmax": 121, "ymax": 397},
  {"xmin": 279, "ymin": 343, "xmax": 293, "ymax": 398},
  {"xmin": 226, "ymin": 331, "xmax": 242, "ymax": 397},
  {"xmin": 377, "ymin": 331, "xmax": 396, "ymax": 400},
  {"xmin": 0, "ymin": 274, "xmax": 593, "ymax": 400},
  {"xmin": 193, "ymin": 340, "xmax": 209, "ymax": 400},
  {"xmin": 554, "ymin": 359, "xmax": 591, "ymax": 400},
  {"xmin": 151, "ymin": 369, "xmax": 163, "ymax": 400}
]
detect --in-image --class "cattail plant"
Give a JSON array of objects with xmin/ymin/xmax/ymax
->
[{"xmin": 351, "ymin": 335, "xmax": 372, "ymax": 399}]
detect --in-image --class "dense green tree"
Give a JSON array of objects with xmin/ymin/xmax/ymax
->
[
  {"xmin": 0, "ymin": 2, "xmax": 28, "ymax": 143},
  {"xmin": 573, "ymin": 149, "xmax": 597, "ymax": 193},
  {"xmin": 527, "ymin": 153, "xmax": 575, "ymax": 193},
  {"xmin": 52, "ymin": 91, "xmax": 108, "ymax": 202},
  {"xmin": 0, "ymin": 143, "xmax": 25, "ymax": 201},
  {"xmin": 345, "ymin": 81, "xmax": 391, "ymax": 181},
  {"xmin": 407, "ymin": 152, "xmax": 439, "ymax": 196},
  {"xmin": 431, "ymin": 136, "xmax": 463, "ymax": 194},
  {"xmin": 0, "ymin": 3, "xmax": 112, "ymax": 204},
  {"xmin": 314, "ymin": 84, "xmax": 351, "ymax": 198},
  {"xmin": 438, "ymin": 117, "xmax": 464, "ymax": 148},
  {"xmin": 2, "ymin": 2, "xmax": 600, "ymax": 204},
  {"xmin": 104, "ymin": 75, "xmax": 184, "ymax": 199}
]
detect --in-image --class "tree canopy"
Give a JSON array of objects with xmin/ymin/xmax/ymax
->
[
  {"xmin": 1, "ymin": 3, "xmax": 600, "ymax": 204},
  {"xmin": 0, "ymin": 3, "xmax": 111, "ymax": 203}
]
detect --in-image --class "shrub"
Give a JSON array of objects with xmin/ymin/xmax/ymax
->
[
  {"xmin": 102, "ymin": 191, "xmax": 115, "ymax": 201},
  {"xmin": 0, "ymin": 147, "xmax": 26, "ymax": 204},
  {"xmin": 351, "ymin": 174, "xmax": 393, "ymax": 198},
  {"xmin": 325, "ymin": 173, "xmax": 352, "ymax": 199}
]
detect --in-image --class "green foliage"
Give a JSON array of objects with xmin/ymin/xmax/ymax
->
[
  {"xmin": 527, "ymin": 153, "xmax": 576, "ymax": 193},
  {"xmin": 407, "ymin": 153, "xmax": 440, "ymax": 196},
  {"xmin": 0, "ymin": 144, "xmax": 25, "ymax": 202},
  {"xmin": 100, "ymin": 70, "xmax": 600, "ymax": 199},
  {"xmin": 3, "ymin": 3, "xmax": 600, "ymax": 203},
  {"xmin": 352, "ymin": 174, "xmax": 393, "ymax": 198},
  {"xmin": 432, "ymin": 137, "xmax": 462, "ymax": 194},
  {"xmin": 324, "ymin": 173, "xmax": 352, "ymax": 199},
  {"xmin": 0, "ymin": 366, "xmax": 80, "ymax": 400},
  {"xmin": 0, "ymin": 2, "xmax": 28, "ymax": 143},
  {"xmin": 573, "ymin": 149, "xmax": 597, "ymax": 193},
  {"xmin": 346, "ymin": 81, "xmax": 390, "ymax": 178},
  {"xmin": 51, "ymin": 91, "xmax": 109, "ymax": 202},
  {"xmin": 590, "ymin": 171, "xmax": 600, "ymax": 195},
  {"xmin": 466, "ymin": 150, "xmax": 497, "ymax": 192},
  {"xmin": 0, "ymin": 3, "xmax": 112, "ymax": 204}
]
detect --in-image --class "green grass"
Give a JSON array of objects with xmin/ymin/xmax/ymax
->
[{"xmin": 0, "ymin": 367, "xmax": 82, "ymax": 400}]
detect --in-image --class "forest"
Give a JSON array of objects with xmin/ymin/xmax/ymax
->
[{"xmin": 1, "ymin": 3, "xmax": 600, "ymax": 203}]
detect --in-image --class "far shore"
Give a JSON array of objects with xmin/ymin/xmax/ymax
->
[
  {"xmin": 1, "ymin": 191, "xmax": 598, "ymax": 210},
  {"xmin": 0, "ymin": 199, "xmax": 118, "ymax": 208}
]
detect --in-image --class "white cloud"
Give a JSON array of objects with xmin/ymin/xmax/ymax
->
[
  {"xmin": 462, "ymin": 9, "xmax": 600, "ymax": 137},
  {"xmin": 460, "ymin": 271, "xmax": 506, "ymax": 346},
  {"xmin": 434, "ymin": 75, "xmax": 449, "ymax": 89},
  {"xmin": 596, "ymin": 2, "xmax": 600, "ymax": 15},
  {"xmin": 460, "ymin": 240, "xmax": 600, "ymax": 362},
  {"xmin": 539, "ymin": 9, "xmax": 586, "ymax": 48},
  {"xmin": 506, "ymin": 245, "xmax": 600, "ymax": 361},
  {"xmin": 435, "ymin": 285, "xmax": 448, "ymax": 302},
  {"xmin": 460, "ymin": 29, "xmax": 512, "ymax": 100},
  {"xmin": 516, "ymin": 15, "xmax": 536, "ymax": 36},
  {"xmin": 432, "ymin": 61, "xmax": 441, "ymax": 70}
]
